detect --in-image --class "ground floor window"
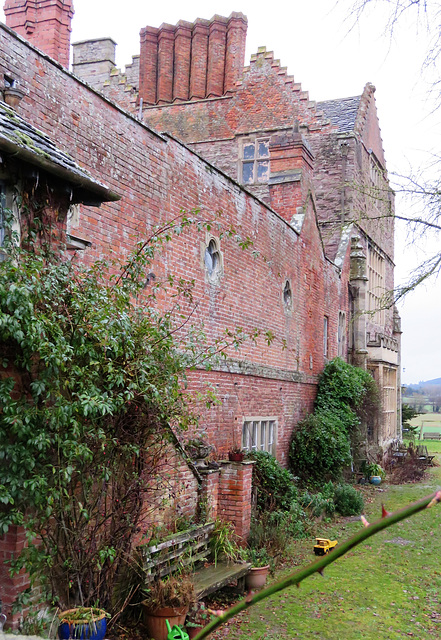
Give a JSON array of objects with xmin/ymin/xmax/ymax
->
[{"xmin": 242, "ymin": 418, "xmax": 277, "ymax": 455}]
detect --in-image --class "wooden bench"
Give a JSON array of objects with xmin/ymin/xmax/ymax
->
[
  {"xmin": 422, "ymin": 432, "xmax": 441, "ymax": 440},
  {"xmin": 137, "ymin": 522, "xmax": 251, "ymax": 598}
]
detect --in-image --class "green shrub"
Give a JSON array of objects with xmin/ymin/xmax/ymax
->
[
  {"xmin": 246, "ymin": 450, "xmax": 298, "ymax": 511},
  {"xmin": 290, "ymin": 358, "xmax": 378, "ymax": 484},
  {"xmin": 289, "ymin": 411, "xmax": 352, "ymax": 484},
  {"xmin": 299, "ymin": 486, "xmax": 336, "ymax": 518},
  {"xmin": 247, "ymin": 504, "xmax": 309, "ymax": 558},
  {"xmin": 333, "ymin": 484, "xmax": 364, "ymax": 516}
]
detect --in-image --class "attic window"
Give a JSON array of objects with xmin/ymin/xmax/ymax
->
[{"xmin": 241, "ymin": 138, "xmax": 270, "ymax": 184}]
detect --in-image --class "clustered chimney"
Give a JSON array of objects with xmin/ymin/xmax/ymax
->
[
  {"xmin": 4, "ymin": 0, "xmax": 74, "ymax": 68},
  {"xmin": 139, "ymin": 12, "xmax": 247, "ymax": 105}
]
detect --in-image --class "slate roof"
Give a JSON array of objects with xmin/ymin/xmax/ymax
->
[
  {"xmin": 0, "ymin": 100, "xmax": 119, "ymax": 204},
  {"xmin": 317, "ymin": 95, "xmax": 361, "ymax": 133}
]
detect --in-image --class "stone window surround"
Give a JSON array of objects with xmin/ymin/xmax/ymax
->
[
  {"xmin": 238, "ymin": 136, "xmax": 270, "ymax": 185},
  {"xmin": 337, "ymin": 310, "xmax": 346, "ymax": 358},
  {"xmin": 367, "ymin": 242, "xmax": 386, "ymax": 325},
  {"xmin": 283, "ymin": 279, "xmax": 292, "ymax": 311},
  {"xmin": 242, "ymin": 417, "xmax": 277, "ymax": 455},
  {"xmin": 201, "ymin": 233, "xmax": 223, "ymax": 284}
]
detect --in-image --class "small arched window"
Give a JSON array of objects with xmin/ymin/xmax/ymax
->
[
  {"xmin": 204, "ymin": 238, "xmax": 220, "ymax": 277},
  {"xmin": 283, "ymin": 280, "xmax": 292, "ymax": 309}
]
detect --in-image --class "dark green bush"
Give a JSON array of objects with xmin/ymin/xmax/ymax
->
[
  {"xmin": 333, "ymin": 484, "xmax": 364, "ymax": 516},
  {"xmin": 289, "ymin": 411, "xmax": 352, "ymax": 484},
  {"xmin": 290, "ymin": 358, "xmax": 378, "ymax": 483},
  {"xmin": 246, "ymin": 450, "xmax": 298, "ymax": 511}
]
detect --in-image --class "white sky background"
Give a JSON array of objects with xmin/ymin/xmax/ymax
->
[{"xmin": 2, "ymin": 0, "xmax": 439, "ymax": 384}]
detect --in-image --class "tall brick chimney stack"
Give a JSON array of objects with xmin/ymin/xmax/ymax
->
[
  {"xmin": 4, "ymin": 0, "xmax": 75, "ymax": 68},
  {"xmin": 139, "ymin": 12, "xmax": 247, "ymax": 106}
]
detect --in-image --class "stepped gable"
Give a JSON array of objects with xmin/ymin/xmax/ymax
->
[
  {"xmin": 139, "ymin": 12, "xmax": 248, "ymax": 105},
  {"xmin": 242, "ymin": 46, "xmax": 310, "ymax": 102}
]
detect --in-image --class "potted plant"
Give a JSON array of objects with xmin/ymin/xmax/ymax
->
[
  {"xmin": 242, "ymin": 548, "xmax": 271, "ymax": 589},
  {"xmin": 142, "ymin": 574, "xmax": 195, "ymax": 640},
  {"xmin": 364, "ymin": 462, "xmax": 386, "ymax": 485},
  {"xmin": 228, "ymin": 446, "xmax": 245, "ymax": 462},
  {"xmin": 185, "ymin": 602, "xmax": 211, "ymax": 639},
  {"xmin": 57, "ymin": 607, "xmax": 109, "ymax": 640}
]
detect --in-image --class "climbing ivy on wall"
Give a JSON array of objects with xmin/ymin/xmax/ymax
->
[
  {"xmin": 0, "ymin": 244, "xmax": 200, "ymax": 609},
  {"xmin": 289, "ymin": 358, "xmax": 379, "ymax": 484},
  {"xmin": 0, "ymin": 203, "xmax": 278, "ymax": 612}
]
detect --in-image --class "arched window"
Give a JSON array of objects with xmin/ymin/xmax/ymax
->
[{"xmin": 283, "ymin": 280, "xmax": 292, "ymax": 309}]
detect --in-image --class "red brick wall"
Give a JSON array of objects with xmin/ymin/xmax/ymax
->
[
  {"xmin": 0, "ymin": 18, "xmax": 352, "ymax": 429},
  {"xmin": 218, "ymin": 462, "xmax": 253, "ymax": 540},
  {"xmin": 0, "ymin": 526, "xmax": 30, "ymax": 628}
]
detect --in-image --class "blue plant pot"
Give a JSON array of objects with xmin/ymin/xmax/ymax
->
[
  {"xmin": 369, "ymin": 475, "xmax": 382, "ymax": 485},
  {"xmin": 58, "ymin": 610, "xmax": 107, "ymax": 640}
]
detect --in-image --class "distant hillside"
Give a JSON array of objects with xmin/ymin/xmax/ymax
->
[
  {"xmin": 424, "ymin": 377, "xmax": 441, "ymax": 386},
  {"xmin": 406, "ymin": 378, "xmax": 441, "ymax": 389}
]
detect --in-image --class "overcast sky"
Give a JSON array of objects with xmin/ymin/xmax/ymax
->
[{"xmin": 2, "ymin": 0, "xmax": 439, "ymax": 384}]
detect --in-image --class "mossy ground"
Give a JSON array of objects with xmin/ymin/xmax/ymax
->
[{"xmin": 213, "ymin": 448, "xmax": 441, "ymax": 639}]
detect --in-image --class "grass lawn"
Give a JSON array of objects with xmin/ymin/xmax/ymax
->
[
  {"xmin": 410, "ymin": 412, "xmax": 441, "ymax": 441},
  {"xmin": 214, "ymin": 458, "xmax": 441, "ymax": 639}
]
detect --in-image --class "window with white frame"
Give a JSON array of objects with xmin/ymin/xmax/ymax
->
[
  {"xmin": 367, "ymin": 244, "xmax": 386, "ymax": 325},
  {"xmin": 242, "ymin": 418, "xmax": 276, "ymax": 455},
  {"xmin": 240, "ymin": 138, "xmax": 270, "ymax": 185},
  {"xmin": 383, "ymin": 366, "xmax": 397, "ymax": 438}
]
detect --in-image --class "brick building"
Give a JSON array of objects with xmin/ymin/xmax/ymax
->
[
  {"xmin": 0, "ymin": 0, "xmax": 401, "ymax": 621},
  {"xmin": 68, "ymin": 9, "xmax": 401, "ymax": 450}
]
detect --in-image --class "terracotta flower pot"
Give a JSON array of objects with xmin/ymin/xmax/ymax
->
[
  {"xmin": 3, "ymin": 87, "xmax": 26, "ymax": 108},
  {"xmin": 142, "ymin": 605, "xmax": 189, "ymax": 640},
  {"xmin": 228, "ymin": 451, "xmax": 244, "ymax": 462},
  {"xmin": 245, "ymin": 565, "xmax": 270, "ymax": 590},
  {"xmin": 187, "ymin": 625, "xmax": 204, "ymax": 639}
]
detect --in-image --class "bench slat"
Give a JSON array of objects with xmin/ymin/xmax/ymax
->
[
  {"xmin": 141, "ymin": 523, "xmax": 215, "ymax": 555},
  {"xmin": 142, "ymin": 540, "xmax": 210, "ymax": 571},
  {"xmin": 194, "ymin": 562, "xmax": 252, "ymax": 598}
]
